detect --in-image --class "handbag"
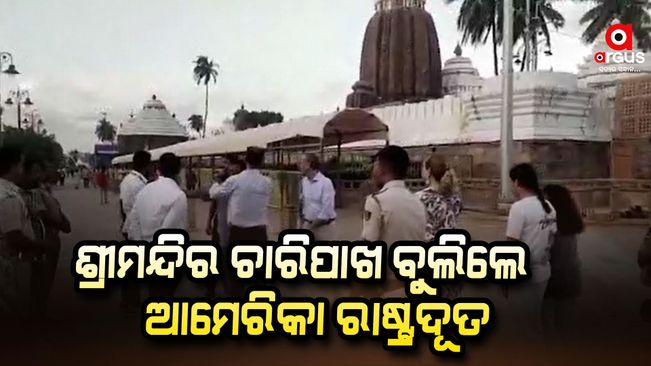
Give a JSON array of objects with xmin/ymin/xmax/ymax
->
[{"xmin": 639, "ymin": 228, "xmax": 651, "ymax": 287}]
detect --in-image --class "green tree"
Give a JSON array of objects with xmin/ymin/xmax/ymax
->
[
  {"xmin": 3, "ymin": 126, "xmax": 64, "ymax": 169},
  {"xmin": 578, "ymin": 0, "xmax": 651, "ymax": 50},
  {"xmin": 187, "ymin": 114, "xmax": 204, "ymax": 135},
  {"xmin": 446, "ymin": 0, "xmax": 564, "ymax": 75},
  {"xmin": 95, "ymin": 116, "xmax": 116, "ymax": 142},
  {"xmin": 231, "ymin": 106, "xmax": 284, "ymax": 131},
  {"xmin": 193, "ymin": 55, "xmax": 219, "ymax": 138}
]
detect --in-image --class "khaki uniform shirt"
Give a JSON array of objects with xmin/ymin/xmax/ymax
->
[
  {"xmin": 361, "ymin": 180, "xmax": 427, "ymax": 244},
  {"xmin": 0, "ymin": 179, "xmax": 34, "ymax": 319},
  {"xmin": 0, "ymin": 178, "xmax": 34, "ymax": 255}
]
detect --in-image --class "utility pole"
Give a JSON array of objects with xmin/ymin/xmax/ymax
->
[
  {"xmin": 524, "ymin": 0, "xmax": 531, "ymax": 71},
  {"xmin": 500, "ymin": 0, "xmax": 514, "ymax": 203}
]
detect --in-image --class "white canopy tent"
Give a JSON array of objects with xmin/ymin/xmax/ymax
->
[{"xmin": 112, "ymin": 108, "xmax": 389, "ymax": 165}]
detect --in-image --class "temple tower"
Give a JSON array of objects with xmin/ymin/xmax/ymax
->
[{"xmin": 347, "ymin": 0, "xmax": 443, "ymax": 108}]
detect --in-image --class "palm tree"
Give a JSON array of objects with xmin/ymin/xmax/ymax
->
[
  {"xmin": 578, "ymin": 0, "xmax": 651, "ymax": 50},
  {"xmin": 95, "ymin": 116, "xmax": 116, "ymax": 142},
  {"xmin": 187, "ymin": 114, "xmax": 204, "ymax": 135},
  {"xmin": 448, "ymin": 0, "xmax": 500, "ymax": 75},
  {"xmin": 193, "ymin": 56, "xmax": 219, "ymax": 138},
  {"xmin": 447, "ymin": 0, "xmax": 564, "ymax": 74},
  {"xmin": 512, "ymin": 0, "xmax": 565, "ymax": 71}
]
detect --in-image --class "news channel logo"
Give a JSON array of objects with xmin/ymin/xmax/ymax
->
[{"xmin": 594, "ymin": 23, "xmax": 646, "ymax": 73}]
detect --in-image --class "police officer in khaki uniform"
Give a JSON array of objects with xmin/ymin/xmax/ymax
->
[
  {"xmin": 360, "ymin": 145, "xmax": 426, "ymax": 297},
  {"xmin": 361, "ymin": 145, "xmax": 426, "ymax": 244}
]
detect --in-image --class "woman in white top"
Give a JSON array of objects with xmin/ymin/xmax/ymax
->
[{"xmin": 506, "ymin": 163, "xmax": 557, "ymax": 340}]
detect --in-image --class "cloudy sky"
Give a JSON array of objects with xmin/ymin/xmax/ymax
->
[{"xmin": 0, "ymin": 0, "xmax": 594, "ymax": 152}]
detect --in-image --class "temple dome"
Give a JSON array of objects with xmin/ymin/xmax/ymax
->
[
  {"xmin": 441, "ymin": 44, "xmax": 483, "ymax": 96},
  {"xmin": 118, "ymin": 95, "xmax": 187, "ymax": 137},
  {"xmin": 348, "ymin": 0, "xmax": 443, "ymax": 107}
]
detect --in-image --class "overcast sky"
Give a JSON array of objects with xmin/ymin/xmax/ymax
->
[{"xmin": 0, "ymin": 0, "xmax": 593, "ymax": 152}]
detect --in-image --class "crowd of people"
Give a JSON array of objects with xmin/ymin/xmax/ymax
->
[
  {"xmin": 111, "ymin": 144, "xmax": 588, "ymax": 340},
  {"xmin": 2, "ymin": 141, "xmax": 648, "ymax": 341}
]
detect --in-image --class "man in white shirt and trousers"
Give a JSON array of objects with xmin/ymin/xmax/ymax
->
[
  {"xmin": 118, "ymin": 150, "xmax": 151, "ymax": 312},
  {"xmin": 210, "ymin": 147, "xmax": 272, "ymax": 296},
  {"xmin": 126, "ymin": 152, "xmax": 187, "ymax": 298},
  {"xmin": 298, "ymin": 153, "xmax": 336, "ymax": 241}
]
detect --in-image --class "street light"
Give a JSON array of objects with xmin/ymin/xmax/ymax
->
[
  {"xmin": 5, "ymin": 87, "xmax": 34, "ymax": 130},
  {"xmin": 0, "ymin": 51, "xmax": 20, "ymax": 145}
]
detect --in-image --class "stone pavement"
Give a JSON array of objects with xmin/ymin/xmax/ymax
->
[{"xmin": 4, "ymin": 182, "xmax": 648, "ymax": 364}]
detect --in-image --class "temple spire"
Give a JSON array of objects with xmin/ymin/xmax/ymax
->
[{"xmin": 454, "ymin": 43, "xmax": 462, "ymax": 57}]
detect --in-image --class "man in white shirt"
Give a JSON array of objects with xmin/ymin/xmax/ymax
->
[
  {"xmin": 126, "ymin": 153, "xmax": 187, "ymax": 297},
  {"xmin": 211, "ymin": 147, "xmax": 272, "ymax": 244},
  {"xmin": 298, "ymin": 153, "xmax": 336, "ymax": 241},
  {"xmin": 119, "ymin": 151, "xmax": 151, "ymax": 239},
  {"xmin": 127, "ymin": 153, "xmax": 187, "ymax": 242},
  {"xmin": 118, "ymin": 150, "xmax": 150, "ymax": 313},
  {"xmin": 210, "ymin": 148, "xmax": 271, "ymax": 296}
]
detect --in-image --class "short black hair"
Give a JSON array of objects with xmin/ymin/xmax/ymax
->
[
  {"xmin": 375, "ymin": 145, "xmax": 410, "ymax": 180},
  {"xmin": 245, "ymin": 147, "xmax": 265, "ymax": 168},
  {"xmin": 159, "ymin": 153, "xmax": 181, "ymax": 178},
  {"xmin": 0, "ymin": 146, "xmax": 23, "ymax": 176},
  {"xmin": 232, "ymin": 159, "xmax": 246, "ymax": 172},
  {"xmin": 23, "ymin": 153, "xmax": 45, "ymax": 173},
  {"xmin": 303, "ymin": 153, "xmax": 320, "ymax": 170},
  {"xmin": 132, "ymin": 150, "xmax": 151, "ymax": 171}
]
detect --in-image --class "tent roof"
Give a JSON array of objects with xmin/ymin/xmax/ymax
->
[{"xmin": 112, "ymin": 109, "xmax": 388, "ymax": 164}]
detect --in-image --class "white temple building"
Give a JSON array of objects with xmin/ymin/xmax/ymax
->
[
  {"xmin": 117, "ymin": 95, "xmax": 188, "ymax": 154},
  {"xmin": 441, "ymin": 44, "xmax": 483, "ymax": 96},
  {"xmin": 113, "ymin": 20, "xmax": 651, "ymax": 215}
]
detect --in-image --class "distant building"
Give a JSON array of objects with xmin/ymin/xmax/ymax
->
[
  {"xmin": 441, "ymin": 44, "xmax": 483, "ymax": 96},
  {"xmin": 117, "ymin": 95, "xmax": 188, "ymax": 154},
  {"xmin": 94, "ymin": 143, "xmax": 119, "ymax": 168}
]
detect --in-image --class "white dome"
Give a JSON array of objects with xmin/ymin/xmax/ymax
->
[
  {"xmin": 441, "ymin": 45, "xmax": 483, "ymax": 96},
  {"xmin": 118, "ymin": 95, "xmax": 188, "ymax": 137}
]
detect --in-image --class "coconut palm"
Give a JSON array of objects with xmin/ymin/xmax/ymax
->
[
  {"xmin": 95, "ymin": 116, "xmax": 116, "ymax": 142},
  {"xmin": 187, "ymin": 114, "xmax": 204, "ymax": 135},
  {"xmin": 447, "ymin": 0, "xmax": 564, "ymax": 74},
  {"xmin": 449, "ymin": 0, "xmax": 500, "ymax": 75},
  {"xmin": 578, "ymin": 0, "xmax": 651, "ymax": 50},
  {"xmin": 193, "ymin": 56, "xmax": 219, "ymax": 138}
]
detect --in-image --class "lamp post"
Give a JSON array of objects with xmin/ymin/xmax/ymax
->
[
  {"xmin": 500, "ymin": 0, "xmax": 514, "ymax": 204},
  {"xmin": 0, "ymin": 52, "xmax": 20, "ymax": 145},
  {"xmin": 5, "ymin": 87, "xmax": 33, "ymax": 130},
  {"xmin": 25, "ymin": 109, "xmax": 41, "ymax": 132}
]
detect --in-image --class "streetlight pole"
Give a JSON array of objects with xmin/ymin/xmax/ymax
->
[
  {"xmin": 524, "ymin": 0, "xmax": 531, "ymax": 71},
  {"xmin": 500, "ymin": 0, "xmax": 514, "ymax": 203},
  {"xmin": 0, "ymin": 51, "xmax": 20, "ymax": 145},
  {"xmin": 5, "ymin": 87, "xmax": 33, "ymax": 130}
]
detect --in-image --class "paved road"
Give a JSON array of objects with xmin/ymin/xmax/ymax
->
[{"xmin": 4, "ymin": 182, "xmax": 649, "ymax": 365}]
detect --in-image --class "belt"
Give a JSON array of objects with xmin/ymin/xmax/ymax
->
[{"xmin": 303, "ymin": 218, "xmax": 335, "ymax": 225}]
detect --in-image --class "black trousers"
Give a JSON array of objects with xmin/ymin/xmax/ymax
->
[
  {"xmin": 223, "ymin": 225, "xmax": 268, "ymax": 297},
  {"xmin": 30, "ymin": 241, "xmax": 60, "ymax": 316},
  {"xmin": 120, "ymin": 233, "xmax": 140, "ymax": 310},
  {"xmin": 229, "ymin": 225, "xmax": 268, "ymax": 243}
]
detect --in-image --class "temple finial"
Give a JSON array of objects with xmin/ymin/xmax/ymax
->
[{"xmin": 454, "ymin": 43, "xmax": 462, "ymax": 57}]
